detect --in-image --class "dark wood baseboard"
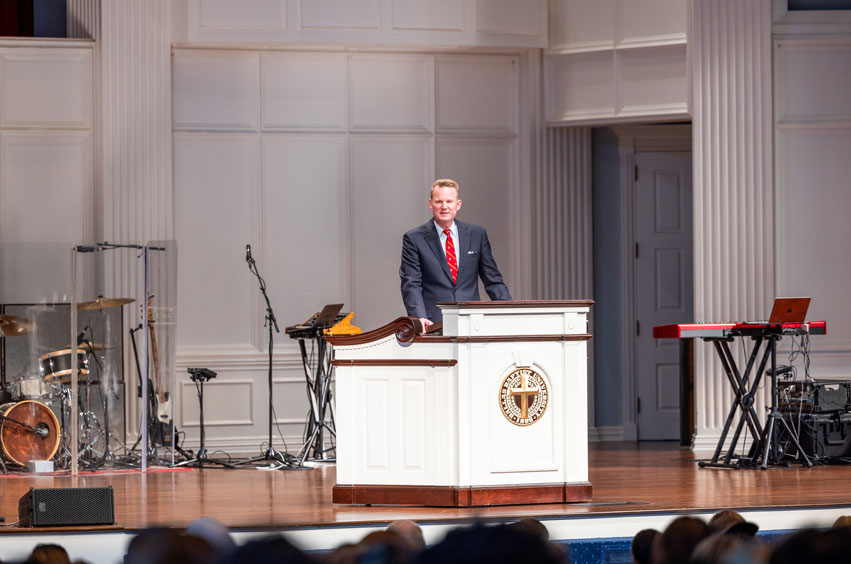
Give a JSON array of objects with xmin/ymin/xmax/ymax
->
[{"xmin": 332, "ymin": 482, "xmax": 592, "ymax": 507}]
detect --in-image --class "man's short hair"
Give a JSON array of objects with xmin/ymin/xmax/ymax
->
[{"xmin": 430, "ymin": 179, "xmax": 459, "ymax": 199}]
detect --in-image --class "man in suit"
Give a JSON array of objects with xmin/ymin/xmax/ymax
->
[{"xmin": 400, "ymin": 178, "xmax": 512, "ymax": 327}]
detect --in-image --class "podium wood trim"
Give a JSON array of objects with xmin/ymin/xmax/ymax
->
[
  {"xmin": 331, "ymin": 359, "xmax": 458, "ymax": 367},
  {"xmin": 332, "ymin": 483, "xmax": 592, "ymax": 507},
  {"xmin": 438, "ymin": 300, "xmax": 595, "ymax": 308}
]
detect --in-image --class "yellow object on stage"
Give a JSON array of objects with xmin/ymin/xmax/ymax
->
[{"xmin": 324, "ymin": 312, "xmax": 361, "ymax": 336}]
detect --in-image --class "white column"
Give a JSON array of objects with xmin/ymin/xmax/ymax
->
[
  {"xmin": 690, "ymin": 0, "xmax": 774, "ymax": 449},
  {"xmin": 535, "ymin": 127, "xmax": 592, "ymax": 300},
  {"xmin": 66, "ymin": 0, "xmax": 175, "ymax": 439}
]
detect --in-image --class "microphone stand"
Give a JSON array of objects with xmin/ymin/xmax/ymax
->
[{"xmin": 236, "ymin": 249, "xmax": 300, "ymax": 469}]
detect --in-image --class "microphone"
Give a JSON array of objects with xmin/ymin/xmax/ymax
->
[
  {"xmin": 76, "ymin": 326, "xmax": 90, "ymax": 346},
  {"xmin": 75, "ymin": 245, "xmax": 97, "ymax": 253},
  {"xmin": 34, "ymin": 423, "xmax": 49, "ymax": 439},
  {"xmin": 245, "ymin": 244, "xmax": 252, "ymax": 263}
]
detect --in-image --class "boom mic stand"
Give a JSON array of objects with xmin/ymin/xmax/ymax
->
[{"xmin": 236, "ymin": 245, "xmax": 301, "ymax": 470}]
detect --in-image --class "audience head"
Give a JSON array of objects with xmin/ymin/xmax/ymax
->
[
  {"xmin": 415, "ymin": 522, "xmax": 562, "ymax": 564},
  {"xmin": 186, "ymin": 517, "xmax": 235, "ymax": 558},
  {"xmin": 28, "ymin": 544, "xmax": 71, "ymax": 564},
  {"xmin": 386, "ymin": 520, "xmax": 426, "ymax": 552},
  {"xmin": 690, "ymin": 532, "xmax": 768, "ymax": 564},
  {"xmin": 631, "ymin": 529, "xmax": 659, "ymax": 564},
  {"xmin": 125, "ymin": 527, "xmax": 218, "ymax": 564},
  {"xmin": 707, "ymin": 510, "xmax": 758, "ymax": 537},
  {"xmin": 770, "ymin": 527, "xmax": 851, "ymax": 564},
  {"xmin": 832, "ymin": 515, "xmax": 851, "ymax": 529},
  {"xmin": 654, "ymin": 516, "xmax": 711, "ymax": 564},
  {"xmin": 223, "ymin": 535, "xmax": 315, "ymax": 564}
]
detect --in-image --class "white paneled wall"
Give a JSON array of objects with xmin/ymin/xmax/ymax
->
[
  {"xmin": 545, "ymin": 0, "xmax": 689, "ymax": 125},
  {"xmin": 774, "ymin": 37, "xmax": 851, "ymax": 376},
  {"xmin": 173, "ymin": 48, "xmax": 527, "ymax": 452},
  {"xmin": 0, "ymin": 42, "xmax": 94, "ymax": 304},
  {"xmin": 186, "ymin": 0, "xmax": 547, "ymax": 47}
]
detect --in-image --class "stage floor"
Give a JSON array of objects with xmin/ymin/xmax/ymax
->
[{"xmin": 1, "ymin": 442, "xmax": 851, "ymax": 561}]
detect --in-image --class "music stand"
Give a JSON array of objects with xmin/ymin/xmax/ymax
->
[{"xmin": 176, "ymin": 368, "xmax": 234, "ymax": 469}]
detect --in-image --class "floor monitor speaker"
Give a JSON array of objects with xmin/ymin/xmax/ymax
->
[{"xmin": 18, "ymin": 486, "xmax": 115, "ymax": 527}]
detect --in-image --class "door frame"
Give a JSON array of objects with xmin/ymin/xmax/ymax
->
[{"xmin": 612, "ymin": 124, "xmax": 692, "ymax": 441}]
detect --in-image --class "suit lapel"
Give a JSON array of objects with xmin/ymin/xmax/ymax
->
[
  {"xmin": 456, "ymin": 221, "xmax": 470, "ymax": 281},
  {"xmin": 423, "ymin": 222, "xmax": 454, "ymax": 282}
]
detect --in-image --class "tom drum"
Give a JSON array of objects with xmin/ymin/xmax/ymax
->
[{"xmin": 39, "ymin": 348, "xmax": 89, "ymax": 382}]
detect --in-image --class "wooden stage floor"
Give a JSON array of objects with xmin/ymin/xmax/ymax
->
[{"xmin": 2, "ymin": 442, "xmax": 851, "ymax": 560}]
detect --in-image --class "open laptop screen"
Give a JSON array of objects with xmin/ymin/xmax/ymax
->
[{"xmin": 768, "ymin": 297, "xmax": 810, "ymax": 324}]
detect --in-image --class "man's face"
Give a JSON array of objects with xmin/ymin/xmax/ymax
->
[{"xmin": 429, "ymin": 186, "xmax": 462, "ymax": 229}]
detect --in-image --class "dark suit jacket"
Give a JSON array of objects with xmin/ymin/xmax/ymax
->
[{"xmin": 400, "ymin": 220, "xmax": 512, "ymax": 322}]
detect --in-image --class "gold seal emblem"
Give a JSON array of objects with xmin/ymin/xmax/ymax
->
[{"xmin": 499, "ymin": 368, "xmax": 548, "ymax": 426}]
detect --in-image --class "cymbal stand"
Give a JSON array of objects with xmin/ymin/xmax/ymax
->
[
  {"xmin": 176, "ymin": 369, "xmax": 234, "ymax": 468},
  {"xmin": 235, "ymin": 248, "xmax": 300, "ymax": 470}
]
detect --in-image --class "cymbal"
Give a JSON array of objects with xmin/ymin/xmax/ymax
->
[
  {"xmin": 68, "ymin": 342, "xmax": 112, "ymax": 351},
  {"xmin": 77, "ymin": 297, "xmax": 134, "ymax": 310},
  {"xmin": 0, "ymin": 315, "xmax": 33, "ymax": 337}
]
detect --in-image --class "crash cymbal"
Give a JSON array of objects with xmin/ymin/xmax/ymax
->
[
  {"xmin": 77, "ymin": 297, "xmax": 134, "ymax": 310},
  {"xmin": 0, "ymin": 315, "xmax": 33, "ymax": 337}
]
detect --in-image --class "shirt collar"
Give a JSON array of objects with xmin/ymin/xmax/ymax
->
[{"xmin": 434, "ymin": 220, "xmax": 457, "ymax": 237}]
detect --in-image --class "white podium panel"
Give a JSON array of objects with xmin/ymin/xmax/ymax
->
[{"xmin": 329, "ymin": 301, "xmax": 593, "ymax": 506}]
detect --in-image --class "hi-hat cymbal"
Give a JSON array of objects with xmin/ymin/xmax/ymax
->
[
  {"xmin": 0, "ymin": 315, "xmax": 33, "ymax": 337},
  {"xmin": 77, "ymin": 297, "xmax": 134, "ymax": 310}
]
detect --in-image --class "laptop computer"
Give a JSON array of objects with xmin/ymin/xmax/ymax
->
[
  {"xmin": 313, "ymin": 303, "xmax": 344, "ymax": 327},
  {"xmin": 768, "ymin": 297, "xmax": 811, "ymax": 324}
]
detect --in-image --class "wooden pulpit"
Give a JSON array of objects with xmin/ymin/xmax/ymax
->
[{"xmin": 327, "ymin": 300, "xmax": 593, "ymax": 506}]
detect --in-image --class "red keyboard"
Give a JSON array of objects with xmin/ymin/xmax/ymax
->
[{"xmin": 653, "ymin": 320, "xmax": 827, "ymax": 339}]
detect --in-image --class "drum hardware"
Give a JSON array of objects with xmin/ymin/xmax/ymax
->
[
  {"xmin": 0, "ymin": 314, "xmax": 33, "ymax": 337},
  {"xmin": 77, "ymin": 297, "xmax": 134, "ymax": 311}
]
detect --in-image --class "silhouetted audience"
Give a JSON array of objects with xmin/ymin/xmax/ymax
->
[
  {"xmin": 770, "ymin": 527, "xmax": 851, "ymax": 564},
  {"xmin": 690, "ymin": 532, "xmax": 768, "ymax": 564},
  {"xmin": 124, "ymin": 527, "xmax": 219, "ymax": 564},
  {"xmin": 706, "ymin": 510, "xmax": 758, "ymax": 537},
  {"xmin": 415, "ymin": 522, "xmax": 562, "ymax": 564},
  {"xmin": 20, "ymin": 512, "xmax": 851, "ymax": 564},
  {"xmin": 631, "ymin": 529, "xmax": 659, "ymax": 564},
  {"xmin": 27, "ymin": 544, "xmax": 71, "ymax": 564},
  {"xmin": 386, "ymin": 520, "xmax": 426, "ymax": 552},
  {"xmin": 653, "ymin": 516, "xmax": 711, "ymax": 564},
  {"xmin": 223, "ymin": 535, "xmax": 316, "ymax": 564}
]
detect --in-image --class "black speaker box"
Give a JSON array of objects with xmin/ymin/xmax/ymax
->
[
  {"xmin": 18, "ymin": 486, "xmax": 115, "ymax": 527},
  {"xmin": 780, "ymin": 413, "xmax": 851, "ymax": 461}
]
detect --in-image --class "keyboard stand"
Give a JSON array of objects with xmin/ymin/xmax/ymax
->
[{"xmin": 699, "ymin": 336, "xmax": 768, "ymax": 469}]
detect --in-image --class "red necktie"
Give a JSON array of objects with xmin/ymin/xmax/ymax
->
[{"xmin": 443, "ymin": 229, "xmax": 458, "ymax": 284}]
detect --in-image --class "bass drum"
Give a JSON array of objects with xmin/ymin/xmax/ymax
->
[{"xmin": 0, "ymin": 401, "xmax": 60, "ymax": 466}]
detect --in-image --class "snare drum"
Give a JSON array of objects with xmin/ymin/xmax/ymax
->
[
  {"xmin": 0, "ymin": 400, "xmax": 60, "ymax": 466},
  {"xmin": 39, "ymin": 348, "xmax": 89, "ymax": 382},
  {"xmin": 13, "ymin": 377, "xmax": 58, "ymax": 401}
]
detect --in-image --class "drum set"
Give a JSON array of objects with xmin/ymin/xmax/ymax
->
[{"xmin": 0, "ymin": 297, "xmax": 131, "ymax": 472}]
